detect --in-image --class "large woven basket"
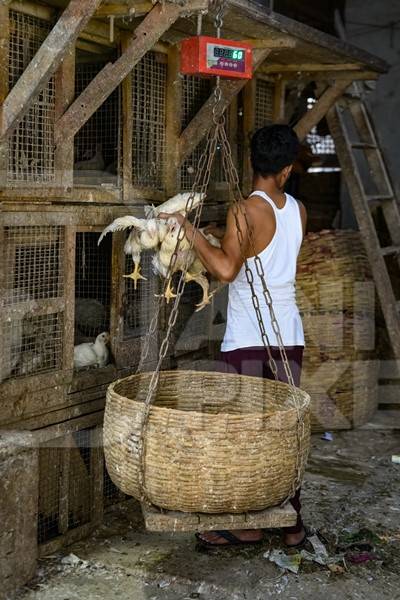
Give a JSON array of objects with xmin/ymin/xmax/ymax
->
[{"xmin": 104, "ymin": 370, "xmax": 311, "ymax": 514}]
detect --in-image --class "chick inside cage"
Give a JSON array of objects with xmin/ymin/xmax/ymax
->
[
  {"xmin": 74, "ymin": 232, "xmax": 112, "ymax": 370},
  {"xmin": 7, "ymin": 10, "xmax": 55, "ymax": 185},
  {"xmin": 74, "ymin": 56, "xmax": 122, "ymax": 187},
  {"xmin": 1, "ymin": 226, "xmax": 64, "ymax": 382}
]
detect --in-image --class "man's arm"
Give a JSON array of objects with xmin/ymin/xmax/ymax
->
[{"xmin": 159, "ymin": 206, "xmax": 249, "ymax": 283}]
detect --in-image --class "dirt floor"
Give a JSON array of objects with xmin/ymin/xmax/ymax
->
[{"xmin": 15, "ymin": 416, "xmax": 400, "ymax": 600}]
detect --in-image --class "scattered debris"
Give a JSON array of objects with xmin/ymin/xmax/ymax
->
[
  {"xmin": 321, "ymin": 432, "xmax": 334, "ymax": 442},
  {"xmin": 392, "ymin": 455, "xmax": 400, "ymax": 465},
  {"xmin": 60, "ymin": 554, "xmax": 82, "ymax": 566},
  {"xmin": 346, "ymin": 551, "xmax": 379, "ymax": 564},
  {"xmin": 264, "ymin": 549, "xmax": 302, "ymax": 574}
]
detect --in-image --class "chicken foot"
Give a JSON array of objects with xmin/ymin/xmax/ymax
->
[
  {"xmin": 185, "ymin": 271, "xmax": 215, "ymax": 312},
  {"xmin": 123, "ymin": 261, "xmax": 147, "ymax": 290},
  {"xmin": 155, "ymin": 277, "xmax": 177, "ymax": 303}
]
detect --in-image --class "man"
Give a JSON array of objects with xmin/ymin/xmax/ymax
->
[{"xmin": 161, "ymin": 124, "xmax": 307, "ymax": 547}]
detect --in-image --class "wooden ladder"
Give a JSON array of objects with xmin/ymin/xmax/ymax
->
[{"xmin": 327, "ymin": 95, "xmax": 400, "ymax": 359}]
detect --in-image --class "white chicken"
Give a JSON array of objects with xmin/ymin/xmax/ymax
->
[
  {"xmin": 74, "ymin": 332, "xmax": 110, "ymax": 369},
  {"xmin": 98, "ymin": 216, "xmax": 167, "ymax": 289}
]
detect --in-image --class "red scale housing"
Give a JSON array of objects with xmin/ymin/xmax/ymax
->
[{"xmin": 180, "ymin": 36, "xmax": 253, "ymax": 80}]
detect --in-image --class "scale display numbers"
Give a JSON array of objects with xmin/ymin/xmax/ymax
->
[{"xmin": 207, "ymin": 43, "xmax": 246, "ymax": 73}]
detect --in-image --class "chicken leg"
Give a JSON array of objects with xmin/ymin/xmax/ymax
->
[
  {"xmin": 185, "ymin": 271, "xmax": 215, "ymax": 312},
  {"xmin": 155, "ymin": 277, "xmax": 177, "ymax": 303},
  {"xmin": 123, "ymin": 261, "xmax": 147, "ymax": 290}
]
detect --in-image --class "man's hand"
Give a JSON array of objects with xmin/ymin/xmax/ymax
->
[
  {"xmin": 158, "ymin": 211, "xmax": 196, "ymax": 242},
  {"xmin": 203, "ymin": 222, "xmax": 226, "ymax": 240}
]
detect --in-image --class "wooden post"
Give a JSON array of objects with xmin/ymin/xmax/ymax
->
[
  {"xmin": 1, "ymin": 0, "xmax": 103, "ymax": 139},
  {"xmin": 62, "ymin": 226, "xmax": 76, "ymax": 380},
  {"xmin": 272, "ymin": 77, "xmax": 286, "ymax": 122},
  {"xmin": 54, "ymin": 47, "xmax": 75, "ymax": 190},
  {"xmin": 164, "ymin": 45, "xmax": 182, "ymax": 196},
  {"xmin": 242, "ymin": 79, "xmax": 256, "ymax": 197},
  {"xmin": 91, "ymin": 426, "xmax": 104, "ymax": 525},
  {"xmin": 228, "ymin": 95, "xmax": 239, "ymax": 170},
  {"xmin": 55, "ymin": 2, "xmax": 184, "ymax": 146},
  {"xmin": 178, "ymin": 48, "xmax": 271, "ymax": 165},
  {"xmin": 0, "ymin": 5, "xmax": 9, "ymax": 187},
  {"xmin": 121, "ymin": 33, "xmax": 133, "ymax": 203},
  {"xmin": 109, "ymin": 232, "xmax": 125, "ymax": 369},
  {"xmin": 59, "ymin": 434, "xmax": 72, "ymax": 535},
  {"xmin": 294, "ymin": 81, "xmax": 350, "ymax": 142}
]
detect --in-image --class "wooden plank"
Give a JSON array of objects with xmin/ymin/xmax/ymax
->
[
  {"xmin": 241, "ymin": 78, "xmax": 256, "ymax": 197},
  {"xmin": 62, "ymin": 226, "xmax": 76, "ymax": 377},
  {"xmin": 282, "ymin": 70, "xmax": 379, "ymax": 82},
  {"xmin": 110, "ymin": 232, "xmax": 126, "ymax": 370},
  {"xmin": 39, "ymin": 522, "xmax": 94, "ymax": 557},
  {"xmin": 55, "ymin": 2, "xmax": 187, "ymax": 145},
  {"xmin": 1, "ymin": 0, "xmax": 103, "ymax": 139},
  {"xmin": 0, "ymin": 5, "xmax": 9, "ymax": 188},
  {"xmin": 243, "ymin": 36, "xmax": 297, "ymax": 49},
  {"xmin": 121, "ymin": 33, "xmax": 134, "ymax": 203},
  {"xmin": 294, "ymin": 81, "xmax": 350, "ymax": 142},
  {"xmin": 54, "ymin": 46, "xmax": 75, "ymax": 189},
  {"xmin": 164, "ymin": 44, "xmax": 182, "ymax": 196},
  {"xmin": 59, "ymin": 434, "xmax": 72, "ymax": 535},
  {"xmin": 261, "ymin": 63, "xmax": 366, "ymax": 73},
  {"xmin": 142, "ymin": 502, "xmax": 297, "ymax": 532},
  {"xmin": 179, "ymin": 48, "xmax": 271, "ymax": 165},
  {"xmin": 91, "ymin": 426, "xmax": 104, "ymax": 525}
]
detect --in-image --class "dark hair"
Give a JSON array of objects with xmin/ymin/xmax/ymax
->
[{"xmin": 250, "ymin": 124, "xmax": 300, "ymax": 177}]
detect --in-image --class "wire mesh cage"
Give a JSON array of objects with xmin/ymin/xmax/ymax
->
[
  {"xmin": 123, "ymin": 250, "xmax": 159, "ymax": 339},
  {"xmin": 75, "ymin": 232, "xmax": 112, "ymax": 345},
  {"xmin": 180, "ymin": 75, "xmax": 212, "ymax": 191},
  {"xmin": 74, "ymin": 60, "xmax": 122, "ymax": 186},
  {"xmin": 8, "ymin": 11, "xmax": 55, "ymax": 185},
  {"xmin": 1, "ymin": 226, "xmax": 64, "ymax": 382},
  {"xmin": 255, "ymin": 78, "xmax": 274, "ymax": 129},
  {"xmin": 132, "ymin": 52, "xmax": 167, "ymax": 190}
]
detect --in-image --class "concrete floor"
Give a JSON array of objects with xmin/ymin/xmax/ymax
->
[{"xmin": 15, "ymin": 416, "xmax": 400, "ymax": 600}]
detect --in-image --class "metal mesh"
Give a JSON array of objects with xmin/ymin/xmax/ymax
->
[
  {"xmin": 132, "ymin": 52, "xmax": 167, "ymax": 190},
  {"xmin": 8, "ymin": 11, "xmax": 55, "ymax": 184},
  {"xmin": 3, "ymin": 313, "xmax": 63, "ymax": 380},
  {"xmin": 75, "ymin": 232, "xmax": 112, "ymax": 343},
  {"xmin": 255, "ymin": 79, "xmax": 274, "ymax": 130},
  {"xmin": 74, "ymin": 61, "xmax": 122, "ymax": 186},
  {"xmin": 3, "ymin": 226, "xmax": 64, "ymax": 306},
  {"xmin": 68, "ymin": 429, "xmax": 92, "ymax": 530},
  {"xmin": 38, "ymin": 429, "xmax": 95, "ymax": 544},
  {"xmin": 307, "ymin": 97, "xmax": 336, "ymax": 155},
  {"xmin": 103, "ymin": 467, "xmax": 126, "ymax": 507},
  {"xmin": 123, "ymin": 250, "xmax": 158, "ymax": 338},
  {"xmin": 180, "ymin": 76, "xmax": 211, "ymax": 191},
  {"xmin": 38, "ymin": 445, "xmax": 61, "ymax": 544},
  {"xmin": 173, "ymin": 280, "xmax": 210, "ymax": 355}
]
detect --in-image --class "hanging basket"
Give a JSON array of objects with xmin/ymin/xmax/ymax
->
[{"xmin": 104, "ymin": 370, "xmax": 311, "ymax": 514}]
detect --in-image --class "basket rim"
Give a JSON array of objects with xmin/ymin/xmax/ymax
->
[{"xmin": 106, "ymin": 369, "xmax": 311, "ymax": 420}]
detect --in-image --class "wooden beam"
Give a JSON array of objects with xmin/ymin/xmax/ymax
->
[
  {"xmin": 261, "ymin": 63, "xmax": 365, "ymax": 73},
  {"xmin": 179, "ymin": 48, "xmax": 271, "ymax": 165},
  {"xmin": 55, "ymin": 2, "xmax": 184, "ymax": 146},
  {"xmin": 294, "ymin": 81, "xmax": 350, "ymax": 142},
  {"xmin": 1, "ymin": 0, "xmax": 103, "ymax": 139},
  {"xmin": 242, "ymin": 79, "xmax": 256, "ymax": 197},
  {"xmin": 272, "ymin": 78, "xmax": 286, "ymax": 122},
  {"xmin": 54, "ymin": 46, "xmax": 75, "ymax": 189},
  {"xmin": 164, "ymin": 45, "xmax": 182, "ymax": 196},
  {"xmin": 121, "ymin": 33, "xmax": 133, "ymax": 202},
  {"xmin": 243, "ymin": 37, "xmax": 297, "ymax": 49},
  {"xmin": 0, "ymin": 5, "xmax": 9, "ymax": 187},
  {"xmin": 281, "ymin": 71, "xmax": 379, "ymax": 82}
]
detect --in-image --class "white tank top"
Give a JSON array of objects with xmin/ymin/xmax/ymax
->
[{"xmin": 221, "ymin": 191, "xmax": 305, "ymax": 351}]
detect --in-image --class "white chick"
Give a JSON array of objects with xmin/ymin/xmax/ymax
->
[{"xmin": 74, "ymin": 332, "xmax": 110, "ymax": 369}]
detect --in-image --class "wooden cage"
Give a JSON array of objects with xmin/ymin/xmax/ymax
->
[{"xmin": 0, "ymin": 0, "xmax": 389, "ymax": 564}]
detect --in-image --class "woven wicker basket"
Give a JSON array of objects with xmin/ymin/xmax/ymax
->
[
  {"xmin": 104, "ymin": 370, "xmax": 311, "ymax": 514},
  {"xmin": 303, "ymin": 358, "xmax": 379, "ymax": 431}
]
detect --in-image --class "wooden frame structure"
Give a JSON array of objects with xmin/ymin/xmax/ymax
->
[{"xmin": 0, "ymin": 0, "xmax": 389, "ymax": 558}]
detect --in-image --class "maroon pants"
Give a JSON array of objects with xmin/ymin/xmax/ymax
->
[{"xmin": 219, "ymin": 346, "xmax": 304, "ymax": 534}]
